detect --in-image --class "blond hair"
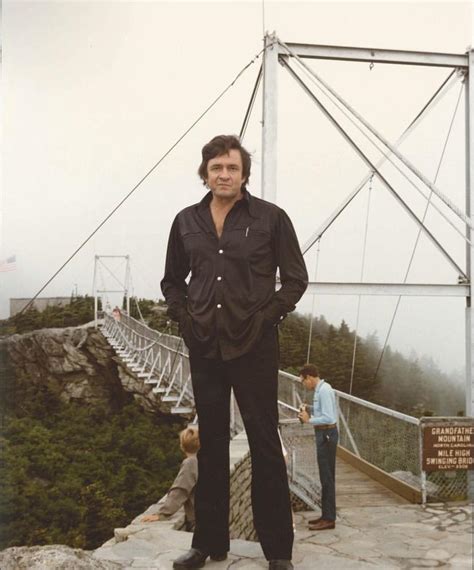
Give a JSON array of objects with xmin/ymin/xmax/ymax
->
[{"xmin": 179, "ymin": 426, "xmax": 200, "ymax": 455}]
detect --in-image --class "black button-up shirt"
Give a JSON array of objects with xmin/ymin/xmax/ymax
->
[{"xmin": 161, "ymin": 190, "xmax": 308, "ymax": 360}]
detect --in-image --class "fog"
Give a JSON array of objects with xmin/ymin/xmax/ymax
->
[{"xmin": 1, "ymin": 0, "xmax": 472, "ymax": 378}]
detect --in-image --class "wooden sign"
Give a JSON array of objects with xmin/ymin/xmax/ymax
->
[{"xmin": 422, "ymin": 419, "xmax": 474, "ymax": 472}]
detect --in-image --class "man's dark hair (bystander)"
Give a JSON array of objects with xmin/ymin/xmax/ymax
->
[
  {"xmin": 299, "ymin": 363, "xmax": 319, "ymax": 379},
  {"xmin": 197, "ymin": 134, "xmax": 251, "ymax": 190}
]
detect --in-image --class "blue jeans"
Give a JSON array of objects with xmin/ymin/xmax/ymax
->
[{"xmin": 315, "ymin": 427, "xmax": 338, "ymax": 521}]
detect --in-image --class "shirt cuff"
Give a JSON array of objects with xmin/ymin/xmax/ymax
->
[
  {"xmin": 166, "ymin": 305, "xmax": 187, "ymax": 323},
  {"xmin": 262, "ymin": 302, "xmax": 285, "ymax": 327}
]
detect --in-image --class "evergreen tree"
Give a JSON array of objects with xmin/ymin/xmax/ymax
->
[{"xmin": 0, "ymin": 393, "xmax": 184, "ymax": 550}]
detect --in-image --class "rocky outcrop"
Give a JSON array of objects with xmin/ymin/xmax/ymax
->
[
  {"xmin": 0, "ymin": 545, "xmax": 122, "ymax": 569},
  {"xmin": 4, "ymin": 325, "xmax": 164, "ymax": 413}
]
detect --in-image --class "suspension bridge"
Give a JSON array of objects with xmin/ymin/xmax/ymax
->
[
  {"xmin": 99, "ymin": 311, "xmax": 470, "ymax": 506},
  {"xmin": 18, "ymin": 33, "xmax": 474, "ymax": 506}
]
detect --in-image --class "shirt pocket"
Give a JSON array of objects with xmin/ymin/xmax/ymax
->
[
  {"xmin": 243, "ymin": 228, "xmax": 273, "ymax": 270},
  {"xmin": 182, "ymin": 231, "xmax": 212, "ymax": 266}
]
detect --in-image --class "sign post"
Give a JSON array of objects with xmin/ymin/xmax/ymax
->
[{"xmin": 420, "ymin": 417, "xmax": 474, "ymax": 503}]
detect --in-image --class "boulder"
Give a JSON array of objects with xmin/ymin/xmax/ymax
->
[
  {"xmin": 0, "ymin": 545, "xmax": 123, "ymax": 569},
  {"xmin": 6, "ymin": 326, "xmax": 129, "ymax": 409},
  {"xmin": 4, "ymin": 325, "xmax": 173, "ymax": 414}
]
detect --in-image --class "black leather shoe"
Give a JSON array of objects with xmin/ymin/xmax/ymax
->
[
  {"xmin": 210, "ymin": 552, "xmax": 227, "ymax": 562},
  {"xmin": 269, "ymin": 560, "xmax": 294, "ymax": 570},
  {"xmin": 173, "ymin": 548, "xmax": 207, "ymax": 569},
  {"xmin": 173, "ymin": 548, "xmax": 227, "ymax": 569}
]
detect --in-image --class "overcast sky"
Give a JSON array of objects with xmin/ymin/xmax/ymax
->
[{"xmin": 2, "ymin": 0, "xmax": 473, "ymax": 376}]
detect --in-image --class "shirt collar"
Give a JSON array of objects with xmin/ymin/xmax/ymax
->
[
  {"xmin": 198, "ymin": 191, "xmax": 213, "ymax": 209},
  {"xmin": 315, "ymin": 379, "xmax": 325, "ymax": 394},
  {"xmin": 197, "ymin": 189, "xmax": 258, "ymax": 217}
]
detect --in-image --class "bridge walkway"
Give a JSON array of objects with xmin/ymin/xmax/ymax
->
[{"xmin": 335, "ymin": 455, "xmax": 408, "ymax": 508}]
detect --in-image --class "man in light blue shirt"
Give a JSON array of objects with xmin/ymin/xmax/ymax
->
[{"xmin": 298, "ymin": 363, "xmax": 338, "ymax": 531}]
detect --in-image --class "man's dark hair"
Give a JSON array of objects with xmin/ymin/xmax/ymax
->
[
  {"xmin": 198, "ymin": 134, "xmax": 251, "ymax": 190},
  {"xmin": 299, "ymin": 363, "xmax": 319, "ymax": 379}
]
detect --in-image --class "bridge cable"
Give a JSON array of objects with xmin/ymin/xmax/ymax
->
[
  {"xmin": 288, "ymin": 57, "xmax": 469, "ymax": 250},
  {"xmin": 406, "ymin": 71, "xmax": 458, "ymax": 133},
  {"xmin": 17, "ymin": 45, "xmax": 270, "ymax": 317},
  {"xmin": 134, "ymin": 297, "xmax": 146, "ymax": 324},
  {"xmin": 349, "ymin": 174, "xmax": 374, "ymax": 396},
  {"xmin": 128, "ymin": 268, "xmax": 146, "ymax": 324},
  {"xmin": 97, "ymin": 264, "xmax": 110, "ymax": 313},
  {"xmin": 104, "ymin": 63, "xmax": 263, "ymax": 319},
  {"xmin": 372, "ymin": 82, "xmax": 464, "ymax": 383},
  {"xmin": 282, "ymin": 57, "xmax": 466, "ymax": 385},
  {"xmin": 167, "ymin": 335, "xmax": 184, "ymax": 390},
  {"xmin": 281, "ymin": 58, "xmax": 466, "ymax": 279},
  {"xmin": 117, "ymin": 253, "xmax": 161, "ymax": 304},
  {"xmin": 99, "ymin": 257, "xmax": 127, "ymax": 290},
  {"xmin": 99, "ymin": 59, "xmax": 259, "ymax": 314},
  {"xmin": 239, "ymin": 63, "xmax": 263, "ymax": 141},
  {"xmin": 306, "ymin": 238, "xmax": 321, "ymax": 363},
  {"xmin": 300, "ymin": 69, "xmax": 460, "ymax": 256}
]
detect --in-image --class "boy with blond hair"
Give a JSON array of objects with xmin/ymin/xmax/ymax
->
[{"xmin": 142, "ymin": 426, "xmax": 199, "ymax": 530}]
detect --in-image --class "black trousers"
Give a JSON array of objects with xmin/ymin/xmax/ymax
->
[{"xmin": 189, "ymin": 328, "xmax": 294, "ymax": 561}]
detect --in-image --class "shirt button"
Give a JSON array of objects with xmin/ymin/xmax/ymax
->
[
  {"xmin": 217, "ymin": 276, "xmax": 222, "ymax": 281},
  {"xmin": 218, "ymin": 249, "xmax": 224, "ymax": 254},
  {"xmin": 217, "ymin": 304, "xmax": 222, "ymax": 309}
]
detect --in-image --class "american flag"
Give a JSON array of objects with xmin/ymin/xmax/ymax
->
[{"xmin": 0, "ymin": 255, "xmax": 17, "ymax": 272}]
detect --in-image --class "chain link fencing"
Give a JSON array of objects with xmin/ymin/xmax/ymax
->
[{"xmin": 277, "ymin": 371, "xmax": 470, "ymax": 504}]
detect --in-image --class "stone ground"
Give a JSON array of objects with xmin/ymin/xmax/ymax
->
[{"xmin": 93, "ymin": 502, "xmax": 472, "ymax": 569}]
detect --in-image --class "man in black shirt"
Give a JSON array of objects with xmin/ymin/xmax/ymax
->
[{"xmin": 161, "ymin": 135, "xmax": 308, "ymax": 570}]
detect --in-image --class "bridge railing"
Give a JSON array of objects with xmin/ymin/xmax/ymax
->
[
  {"xmin": 102, "ymin": 313, "xmax": 194, "ymax": 413},
  {"xmin": 277, "ymin": 370, "xmax": 422, "ymax": 507},
  {"xmin": 278, "ymin": 373, "xmax": 471, "ymax": 504},
  {"xmin": 102, "ymin": 313, "xmax": 245, "ymax": 429},
  {"xmin": 100, "ymin": 313, "xmax": 469, "ymax": 504}
]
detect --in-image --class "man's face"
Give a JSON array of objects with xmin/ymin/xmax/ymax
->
[
  {"xmin": 301, "ymin": 375, "xmax": 315, "ymax": 389},
  {"xmin": 205, "ymin": 149, "xmax": 246, "ymax": 201}
]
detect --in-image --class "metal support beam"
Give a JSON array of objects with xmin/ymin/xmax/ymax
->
[
  {"xmin": 279, "ymin": 42, "xmax": 468, "ymax": 69},
  {"xmin": 279, "ymin": 42, "xmax": 472, "ymax": 230},
  {"xmin": 93, "ymin": 254, "xmax": 130, "ymax": 319},
  {"xmin": 125, "ymin": 255, "xmax": 131, "ymax": 315},
  {"xmin": 466, "ymin": 51, "xmax": 474, "ymax": 422},
  {"xmin": 306, "ymin": 282, "xmax": 469, "ymax": 297},
  {"xmin": 262, "ymin": 32, "xmax": 278, "ymax": 202},
  {"xmin": 93, "ymin": 256, "xmax": 98, "ymax": 328}
]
